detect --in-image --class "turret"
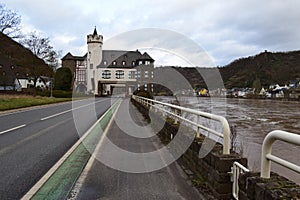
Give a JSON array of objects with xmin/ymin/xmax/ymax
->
[
  {"xmin": 87, "ymin": 27, "xmax": 103, "ymax": 44},
  {"xmin": 86, "ymin": 27, "xmax": 103, "ymax": 95}
]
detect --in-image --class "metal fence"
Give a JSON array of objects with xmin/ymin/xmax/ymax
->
[
  {"xmin": 132, "ymin": 95, "xmax": 231, "ymax": 155},
  {"xmin": 261, "ymin": 130, "xmax": 300, "ymax": 178},
  {"xmin": 231, "ymin": 130, "xmax": 300, "ymax": 199}
]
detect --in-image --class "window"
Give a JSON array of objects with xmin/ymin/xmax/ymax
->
[
  {"xmin": 145, "ymin": 61, "xmax": 151, "ymax": 65},
  {"xmin": 102, "ymin": 70, "xmax": 111, "ymax": 79},
  {"xmin": 139, "ymin": 61, "xmax": 143, "ymax": 65},
  {"xmin": 112, "ymin": 61, "xmax": 117, "ymax": 66},
  {"xmin": 77, "ymin": 69, "xmax": 86, "ymax": 83},
  {"xmin": 137, "ymin": 84, "xmax": 140, "ymax": 91},
  {"xmin": 132, "ymin": 61, "xmax": 135, "ymax": 66},
  {"xmin": 115, "ymin": 70, "xmax": 124, "ymax": 79},
  {"xmin": 90, "ymin": 64, "xmax": 93, "ymax": 69},
  {"xmin": 103, "ymin": 61, "xmax": 107, "ymax": 65},
  {"xmin": 144, "ymin": 84, "xmax": 148, "ymax": 91},
  {"xmin": 122, "ymin": 61, "xmax": 126, "ymax": 66},
  {"xmin": 151, "ymin": 71, "xmax": 154, "ymax": 78},
  {"xmin": 128, "ymin": 71, "xmax": 136, "ymax": 79},
  {"xmin": 144, "ymin": 71, "xmax": 149, "ymax": 78},
  {"xmin": 136, "ymin": 71, "xmax": 141, "ymax": 79}
]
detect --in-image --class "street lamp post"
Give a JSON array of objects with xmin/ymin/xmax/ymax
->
[{"xmin": 50, "ymin": 78, "xmax": 54, "ymax": 98}]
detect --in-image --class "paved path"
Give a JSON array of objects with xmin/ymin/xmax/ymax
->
[{"xmin": 73, "ymin": 99, "xmax": 203, "ymax": 200}]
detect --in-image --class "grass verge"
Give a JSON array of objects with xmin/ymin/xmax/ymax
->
[{"xmin": 0, "ymin": 95, "xmax": 72, "ymax": 111}]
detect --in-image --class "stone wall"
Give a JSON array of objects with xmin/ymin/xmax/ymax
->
[{"xmin": 239, "ymin": 172, "xmax": 300, "ymax": 200}]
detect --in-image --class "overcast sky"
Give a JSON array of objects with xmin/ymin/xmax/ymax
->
[{"xmin": 3, "ymin": 0, "xmax": 300, "ymax": 67}]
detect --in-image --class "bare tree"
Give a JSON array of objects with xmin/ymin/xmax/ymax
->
[
  {"xmin": 21, "ymin": 32, "xmax": 60, "ymax": 71},
  {"xmin": 0, "ymin": 4, "xmax": 22, "ymax": 38}
]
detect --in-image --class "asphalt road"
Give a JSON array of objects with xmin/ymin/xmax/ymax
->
[
  {"xmin": 73, "ymin": 99, "xmax": 203, "ymax": 200},
  {"xmin": 0, "ymin": 97, "xmax": 115, "ymax": 200}
]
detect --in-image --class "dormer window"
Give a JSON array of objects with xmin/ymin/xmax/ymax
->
[
  {"xmin": 122, "ymin": 61, "xmax": 126, "ymax": 66},
  {"xmin": 112, "ymin": 61, "xmax": 117, "ymax": 65},
  {"xmin": 103, "ymin": 61, "xmax": 107, "ymax": 65}
]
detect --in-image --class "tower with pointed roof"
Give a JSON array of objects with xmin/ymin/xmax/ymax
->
[
  {"xmin": 62, "ymin": 27, "xmax": 155, "ymax": 96},
  {"xmin": 87, "ymin": 27, "xmax": 103, "ymax": 94}
]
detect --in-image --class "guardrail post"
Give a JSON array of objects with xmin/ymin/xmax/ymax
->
[
  {"xmin": 174, "ymin": 109, "xmax": 178, "ymax": 124},
  {"xmin": 223, "ymin": 120, "xmax": 231, "ymax": 155},
  {"xmin": 196, "ymin": 115, "xmax": 200, "ymax": 138},
  {"xmin": 261, "ymin": 130, "xmax": 300, "ymax": 178}
]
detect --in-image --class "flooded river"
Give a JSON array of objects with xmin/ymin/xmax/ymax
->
[{"xmin": 157, "ymin": 96, "xmax": 300, "ymax": 184}]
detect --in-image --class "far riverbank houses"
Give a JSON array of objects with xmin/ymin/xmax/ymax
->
[{"xmin": 61, "ymin": 28, "xmax": 154, "ymax": 96}]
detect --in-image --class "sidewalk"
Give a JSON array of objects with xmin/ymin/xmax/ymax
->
[{"xmin": 70, "ymin": 98, "xmax": 204, "ymax": 200}]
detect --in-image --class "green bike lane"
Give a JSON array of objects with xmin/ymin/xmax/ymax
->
[{"xmin": 23, "ymin": 99, "xmax": 122, "ymax": 200}]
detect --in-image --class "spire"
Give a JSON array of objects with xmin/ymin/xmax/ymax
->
[{"xmin": 93, "ymin": 26, "xmax": 98, "ymax": 36}]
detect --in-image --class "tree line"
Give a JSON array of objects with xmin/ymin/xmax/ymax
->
[{"xmin": 0, "ymin": 4, "xmax": 60, "ymax": 71}]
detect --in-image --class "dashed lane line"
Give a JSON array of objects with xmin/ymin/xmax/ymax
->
[
  {"xmin": 40, "ymin": 98, "xmax": 108, "ymax": 121},
  {"xmin": 0, "ymin": 124, "xmax": 26, "ymax": 135}
]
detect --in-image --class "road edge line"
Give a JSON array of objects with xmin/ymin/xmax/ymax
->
[{"xmin": 21, "ymin": 99, "xmax": 121, "ymax": 200}]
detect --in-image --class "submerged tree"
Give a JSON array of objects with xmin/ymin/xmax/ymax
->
[{"xmin": 0, "ymin": 4, "xmax": 22, "ymax": 38}]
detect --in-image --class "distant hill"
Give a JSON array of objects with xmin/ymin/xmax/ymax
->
[
  {"xmin": 219, "ymin": 50, "xmax": 300, "ymax": 88},
  {"xmin": 0, "ymin": 32, "xmax": 53, "ymax": 80},
  {"xmin": 155, "ymin": 50, "xmax": 300, "ymax": 90}
]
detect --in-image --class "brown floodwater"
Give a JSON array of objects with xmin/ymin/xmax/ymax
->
[{"xmin": 157, "ymin": 96, "xmax": 300, "ymax": 184}]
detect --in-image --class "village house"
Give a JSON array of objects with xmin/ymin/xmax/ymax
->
[{"xmin": 61, "ymin": 28, "xmax": 155, "ymax": 96}]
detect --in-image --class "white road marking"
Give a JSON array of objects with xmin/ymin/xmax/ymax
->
[
  {"xmin": 40, "ymin": 110, "xmax": 71, "ymax": 121},
  {"xmin": 40, "ymin": 99, "xmax": 108, "ymax": 121},
  {"xmin": 0, "ymin": 124, "xmax": 26, "ymax": 135}
]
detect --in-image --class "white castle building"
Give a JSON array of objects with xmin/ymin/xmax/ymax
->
[{"xmin": 62, "ymin": 28, "xmax": 154, "ymax": 96}]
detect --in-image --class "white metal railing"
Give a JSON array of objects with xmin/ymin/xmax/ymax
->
[
  {"xmin": 132, "ymin": 95, "xmax": 231, "ymax": 154},
  {"xmin": 261, "ymin": 130, "xmax": 300, "ymax": 178},
  {"xmin": 229, "ymin": 161, "xmax": 250, "ymax": 200}
]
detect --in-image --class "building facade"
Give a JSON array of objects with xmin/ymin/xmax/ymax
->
[{"xmin": 62, "ymin": 28, "xmax": 154, "ymax": 96}]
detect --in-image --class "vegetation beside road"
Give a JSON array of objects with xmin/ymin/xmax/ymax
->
[{"xmin": 0, "ymin": 94, "xmax": 71, "ymax": 111}]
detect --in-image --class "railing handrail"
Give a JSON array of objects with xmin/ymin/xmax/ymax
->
[
  {"xmin": 230, "ymin": 161, "xmax": 250, "ymax": 200},
  {"xmin": 261, "ymin": 130, "xmax": 300, "ymax": 178},
  {"xmin": 132, "ymin": 95, "xmax": 231, "ymax": 154}
]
